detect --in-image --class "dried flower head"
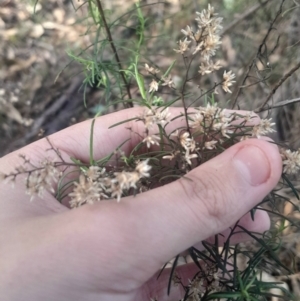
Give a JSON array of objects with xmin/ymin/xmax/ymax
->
[
  {"xmin": 179, "ymin": 3, "xmax": 223, "ymax": 60},
  {"xmin": 251, "ymin": 118, "xmax": 276, "ymax": 138},
  {"xmin": 213, "ymin": 122, "xmax": 233, "ymax": 139},
  {"xmin": 204, "ymin": 140, "xmax": 218, "ymax": 150},
  {"xmin": 143, "ymin": 134, "xmax": 160, "ymax": 148},
  {"xmin": 139, "ymin": 107, "xmax": 171, "ymax": 130},
  {"xmin": 69, "ymin": 174, "xmax": 108, "ymax": 208},
  {"xmin": 280, "ymin": 148, "xmax": 300, "ymax": 174},
  {"xmin": 184, "ymin": 149, "xmax": 198, "ymax": 165},
  {"xmin": 181, "ymin": 25, "xmax": 194, "ymax": 39},
  {"xmin": 189, "ymin": 112, "xmax": 204, "ymax": 130},
  {"xmin": 174, "ymin": 38, "xmax": 192, "ymax": 54},
  {"xmin": 85, "ymin": 166, "xmax": 105, "ymax": 181},
  {"xmin": 161, "ymin": 75, "xmax": 174, "ymax": 88},
  {"xmin": 149, "ymin": 79, "xmax": 159, "ymax": 93},
  {"xmin": 25, "ymin": 159, "xmax": 61, "ymax": 201},
  {"xmin": 106, "ymin": 160, "xmax": 152, "ymax": 202},
  {"xmin": 199, "ymin": 103, "xmax": 219, "ymax": 118},
  {"xmin": 135, "ymin": 159, "xmax": 151, "ymax": 178},
  {"xmin": 222, "ymin": 70, "xmax": 236, "ymax": 93},
  {"xmin": 112, "ymin": 171, "xmax": 139, "ymax": 190},
  {"xmin": 179, "ymin": 132, "xmax": 196, "ymax": 151},
  {"xmin": 145, "ymin": 63, "xmax": 160, "ymax": 74},
  {"xmin": 198, "ymin": 60, "xmax": 222, "ymax": 75},
  {"xmin": 201, "ymin": 33, "xmax": 222, "ymax": 60}
]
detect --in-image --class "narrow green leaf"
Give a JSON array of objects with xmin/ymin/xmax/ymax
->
[
  {"xmin": 134, "ymin": 57, "xmax": 146, "ymax": 100},
  {"xmin": 167, "ymin": 254, "xmax": 180, "ymax": 295},
  {"xmin": 89, "ymin": 119, "xmax": 96, "ymax": 165},
  {"xmin": 282, "ymin": 173, "xmax": 300, "ymax": 200},
  {"xmin": 108, "ymin": 117, "xmax": 138, "ymax": 128}
]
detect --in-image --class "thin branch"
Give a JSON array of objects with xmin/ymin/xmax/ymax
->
[
  {"xmin": 46, "ymin": 137, "xmax": 65, "ymax": 163},
  {"xmin": 257, "ymin": 61, "xmax": 300, "ymax": 111},
  {"xmin": 231, "ymin": 0, "xmax": 286, "ymax": 109},
  {"xmin": 255, "ymin": 97, "xmax": 300, "ymax": 113},
  {"xmin": 221, "ymin": 0, "xmax": 270, "ymax": 36},
  {"xmin": 94, "ymin": 0, "xmax": 133, "ymax": 108},
  {"xmin": 181, "ymin": 54, "xmax": 196, "ymax": 136}
]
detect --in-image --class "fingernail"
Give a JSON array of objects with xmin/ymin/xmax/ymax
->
[{"xmin": 233, "ymin": 146, "xmax": 270, "ymax": 186}]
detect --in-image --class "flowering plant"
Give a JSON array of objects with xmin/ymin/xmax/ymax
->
[{"xmin": 1, "ymin": 2, "xmax": 299, "ymax": 300}]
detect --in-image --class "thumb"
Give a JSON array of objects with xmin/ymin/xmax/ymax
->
[{"xmin": 121, "ymin": 138, "xmax": 282, "ymax": 268}]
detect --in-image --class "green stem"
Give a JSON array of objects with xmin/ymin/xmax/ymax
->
[{"xmin": 94, "ymin": 0, "xmax": 133, "ymax": 108}]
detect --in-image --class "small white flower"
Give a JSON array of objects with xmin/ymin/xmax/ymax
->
[
  {"xmin": 189, "ymin": 112, "xmax": 204, "ymax": 130},
  {"xmin": 251, "ymin": 118, "xmax": 275, "ymax": 138},
  {"xmin": 192, "ymin": 42, "xmax": 203, "ymax": 55},
  {"xmin": 162, "ymin": 153, "xmax": 175, "ymax": 160},
  {"xmin": 161, "ymin": 75, "xmax": 174, "ymax": 88},
  {"xmin": 142, "ymin": 135, "xmax": 160, "ymax": 148},
  {"xmin": 138, "ymin": 107, "xmax": 170, "ymax": 129},
  {"xmin": 154, "ymin": 107, "xmax": 171, "ymax": 127},
  {"xmin": 145, "ymin": 63, "xmax": 160, "ymax": 74},
  {"xmin": 213, "ymin": 122, "xmax": 233, "ymax": 138},
  {"xmin": 199, "ymin": 103, "xmax": 218, "ymax": 117},
  {"xmin": 280, "ymin": 148, "xmax": 300, "ymax": 174},
  {"xmin": 204, "ymin": 140, "xmax": 218, "ymax": 150},
  {"xmin": 222, "ymin": 70, "xmax": 236, "ymax": 93},
  {"xmin": 174, "ymin": 38, "xmax": 192, "ymax": 54},
  {"xmin": 149, "ymin": 80, "xmax": 159, "ymax": 93},
  {"xmin": 181, "ymin": 25, "xmax": 194, "ymax": 39},
  {"xmin": 85, "ymin": 166, "xmax": 105, "ymax": 181},
  {"xmin": 184, "ymin": 150, "xmax": 198, "ymax": 165},
  {"xmin": 199, "ymin": 60, "xmax": 222, "ymax": 75},
  {"xmin": 135, "ymin": 160, "xmax": 151, "ymax": 178}
]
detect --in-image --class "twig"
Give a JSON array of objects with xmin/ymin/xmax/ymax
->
[
  {"xmin": 94, "ymin": 0, "xmax": 133, "ymax": 108},
  {"xmin": 231, "ymin": 0, "xmax": 286, "ymax": 109},
  {"xmin": 181, "ymin": 54, "xmax": 196, "ymax": 135},
  {"xmin": 45, "ymin": 137, "xmax": 65, "ymax": 163},
  {"xmin": 257, "ymin": 61, "xmax": 300, "ymax": 111},
  {"xmin": 221, "ymin": 0, "xmax": 270, "ymax": 36},
  {"xmin": 255, "ymin": 97, "xmax": 300, "ymax": 113}
]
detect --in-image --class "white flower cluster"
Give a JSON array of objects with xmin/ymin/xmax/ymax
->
[
  {"xmin": 251, "ymin": 118, "xmax": 276, "ymax": 138},
  {"xmin": 178, "ymin": 4, "xmax": 222, "ymax": 59},
  {"xmin": 145, "ymin": 63, "xmax": 174, "ymax": 94},
  {"xmin": 178, "ymin": 264, "xmax": 222, "ymax": 301},
  {"xmin": 69, "ymin": 161, "xmax": 151, "ymax": 207},
  {"xmin": 139, "ymin": 107, "xmax": 171, "ymax": 130},
  {"xmin": 25, "ymin": 159, "xmax": 61, "ymax": 201},
  {"xmin": 162, "ymin": 129, "xmax": 199, "ymax": 166},
  {"xmin": 179, "ymin": 131, "xmax": 198, "ymax": 165},
  {"xmin": 163, "ymin": 104, "xmax": 236, "ymax": 167},
  {"xmin": 280, "ymin": 148, "xmax": 300, "ymax": 175},
  {"xmin": 189, "ymin": 103, "xmax": 234, "ymax": 141},
  {"xmin": 69, "ymin": 166, "xmax": 108, "ymax": 208},
  {"xmin": 174, "ymin": 4, "xmax": 236, "ymax": 93},
  {"xmin": 139, "ymin": 107, "xmax": 171, "ymax": 148}
]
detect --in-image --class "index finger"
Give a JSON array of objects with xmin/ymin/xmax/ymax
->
[{"xmin": 1, "ymin": 107, "xmax": 259, "ymax": 174}]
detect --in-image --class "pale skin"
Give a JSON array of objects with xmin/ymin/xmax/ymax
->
[{"xmin": 0, "ymin": 108, "xmax": 282, "ymax": 301}]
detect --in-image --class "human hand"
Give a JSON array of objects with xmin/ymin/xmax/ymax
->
[{"xmin": 0, "ymin": 108, "xmax": 282, "ymax": 301}]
